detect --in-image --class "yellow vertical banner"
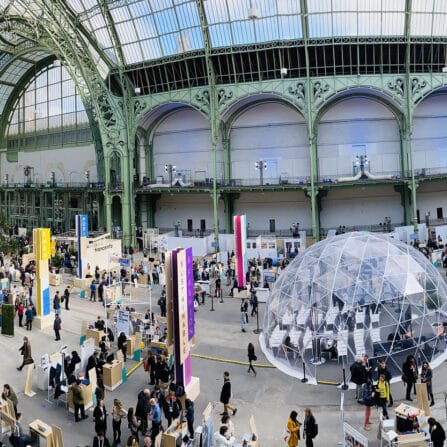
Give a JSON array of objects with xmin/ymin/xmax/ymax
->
[{"xmin": 33, "ymin": 228, "xmax": 51, "ymax": 316}]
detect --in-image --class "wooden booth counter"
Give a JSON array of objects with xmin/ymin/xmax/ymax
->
[
  {"xmin": 163, "ymin": 419, "xmax": 187, "ymax": 447},
  {"xmin": 67, "ymin": 383, "xmax": 93, "ymax": 413},
  {"xmin": 127, "ymin": 335, "xmax": 136, "ymax": 357},
  {"xmin": 103, "ymin": 360, "xmax": 123, "ymax": 391},
  {"xmin": 49, "ymin": 273, "xmax": 61, "ymax": 286},
  {"xmin": 29, "ymin": 419, "xmax": 53, "ymax": 447},
  {"xmin": 85, "ymin": 329, "xmax": 104, "ymax": 347}
]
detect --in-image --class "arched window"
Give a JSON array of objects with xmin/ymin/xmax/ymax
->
[{"xmin": 7, "ymin": 63, "xmax": 92, "ymax": 151}]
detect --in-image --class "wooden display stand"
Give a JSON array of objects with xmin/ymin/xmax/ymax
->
[
  {"xmin": 29, "ymin": 419, "xmax": 54, "ymax": 447},
  {"xmin": 24, "ymin": 363, "xmax": 36, "ymax": 397},
  {"xmin": 163, "ymin": 418, "xmax": 187, "ymax": 447},
  {"xmin": 185, "ymin": 376, "xmax": 200, "ymax": 402},
  {"xmin": 86, "ymin": 329, "xmax": 104, "ymax": 347},
  {"xmin": 49, "ymin": 273, "xmax": 61, "ymax": 286},
  {"xmin": 150, "ymin": 341, "xmax": 167, "ymax": 355},
  {"xmin": 73, "ymin": 278, "xmax": 91, "ymax": 289},
  {"xmin": 247, "ymin": 416, "xmax": 259, "ymax": 447},
  {"xmin": 0, "ymin": 399, "xmax": 16, "ymax": 434},
  {"xmin": 103, "ymin": 360, "xmax": 123, "ymax": 391},
  {"xmin": 127, "ymin": 335, "xmax": 136, "ymax": 357},
  {"xmin": 234, "ymin": 289, "xmax": 249, "ymax": 299},
  {"xmin": 51, "ymin": 424, "xmax": 64, "ymax": 447},
  {"xmin": 415, "ymin": 383, "xmax": 430, "ymax": 417},
  {"xmin": 34, "ymin": 314, "xmax": 54, "ymax": 330},
  {"xmin": 67, "ymin": 383, "xmax": 93, "ymax": 413}
]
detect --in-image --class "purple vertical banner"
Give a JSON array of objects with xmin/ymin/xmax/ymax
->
[
  {"xmin": 186, "ymin": 247, "xmax": 195, "ymax": 341},
  {"xmin": 171, "ymin": 249, "xmax": 183, "ymax": 385}
]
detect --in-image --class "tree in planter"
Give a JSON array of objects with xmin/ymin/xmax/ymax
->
[
  {"xmin": 1, "ymin": 304, "xmax": 14, "ymax": 336},
  {"xmin": 51, "ymin": 253, "xmax": 64, "ymax": 272}
]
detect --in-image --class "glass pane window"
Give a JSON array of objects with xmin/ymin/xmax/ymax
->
[{"xmin": 6, "ymin": 65, "xmax": 91, "ymax": 149}]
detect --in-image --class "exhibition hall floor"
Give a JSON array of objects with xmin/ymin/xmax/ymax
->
[{"xmin": 1, "ymin": 272, "xmax": 447, "ymax": 447}]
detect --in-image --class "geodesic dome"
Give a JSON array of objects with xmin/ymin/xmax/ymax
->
[{"xmin": 261, "ymin": 232, "xmax": 447, "ymax": 384}]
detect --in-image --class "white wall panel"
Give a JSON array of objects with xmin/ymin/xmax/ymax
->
[
  {"xmin": 152, "ymin": 109, "xmax": 222, "ymax": 182},
  {"xmin": 155, "ymin": 194, "xmax": 225, "ymax": 231},
  {"xmin": 318, "ymin": 98, "xmax": 401, "ymax": 177},
  {"xmin": 320, "ymin": 187, "xmax": 403, "ymax": 228},
  {"xmin": 230, "ymin": 103, "xmax": 308, "ymax": 181},
  {"xmin": 234, "ymin": 192, "xmax": 311, "ymax": 231},
  {"xmin": 413, "ymin": 94, "xmax": 447, "ymax": 172},
  {"xmin": 1, "ymin": 144, "xmax": 96, "ymax": 184}
]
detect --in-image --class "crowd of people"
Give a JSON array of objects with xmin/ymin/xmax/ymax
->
[{"xmin": 349, "ymin": 353, "xmax": 445, "ymax": 445}]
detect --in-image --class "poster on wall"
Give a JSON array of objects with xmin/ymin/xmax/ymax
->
[
  {"xmin": 343, "ymin": 422, "xmax": 368, "ymax": 447},
  {"xmin": 116, "ymin": 310, "xmax": 130, "ymax": 336}
]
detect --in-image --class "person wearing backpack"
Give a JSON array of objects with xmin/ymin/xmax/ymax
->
[{"xmin": 303, "ymin": 408, "xmax": 317, "ymax": 447}]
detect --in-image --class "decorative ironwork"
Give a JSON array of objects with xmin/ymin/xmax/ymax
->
[
  {"xmin": 195, "ymin": 89, "xmax": 210, "ymax": 110},
  {"xmin": 288, "ymin": 82, "xmax": 305, "ymax": 102},
  {"xmin": 313, "ymin": 81, "xmax": 329, "ymax": 100},
  {"xmin": 411, "ymin": 77, "xmax": 427, "ymax": 97},
  {"xmin": 217, "ymin": 88, "xmax": 233, "ymax": 107},
  {"xmin": 387, "ymin": 78, "xmax": 405, "ymax": 96}
]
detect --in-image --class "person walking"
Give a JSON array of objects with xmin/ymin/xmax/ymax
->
[
  {"xmin": 112, "ymin": 398, "xmax": 127, "ymax": 444},
  {"xmin": 303, "ymin": 408, "xmax": 317, "ymax": 447},
  {"xmin": 72, "ymin": 379, "xmax": 88, "ymax": 422},
  {"xmin": 219, "ymin": 371, "xmax": 237, "ymax": 416},
  {"xmin": 25, "ymin": 305, "xmax": 33, "ymax": 331},
  {"xmin": 118, "ymin": 331, "xmax": 128, "ymax": 362},
  {"xmin": 428, "ymin": 418, "xmax": 446, "ymax": 447},
  {"xmin": 64, "ymin": 286, "xmax": 70, "ymax": 310},
  {"xmin": 421, "ymin": 361, "xmax": 435, "ymax": 407},
  {"xmin": 16, "ymin": 302, "xmax": 24, "ymax": 327},
  {"xmin": 286, "ymin": 410, "xmax": 301, "ymax": 447},
  {"xmin": 250, "ymin": 291, "xmax": 258, "ymax": 317},
  {"xmin": 17, "ymin": 336, "xmax": 33, "ymax": 371},
  {"xmin": 185, "ymin": 398, "xmax": 195, "ymax": 440},
  {"xmin": 402, "ymin": 355, "xmax": 418, "ymax": 401},
  {"xmin": 240, "ymin": 299, "xmax": 248, "ymax": 332},
  {"xmin": 376, "ymin": 374, "xmax": 390, "ymax": 419},
  {"xmin": 53, "ymin": 291, "xmax": 61, "ymax": 314},
  {"xmin": 362, "ymin": 380, "xmax": 375, "ymax": 430},
  {"xmin": 93, "ymin": 399, "xmax": 108, "ymax": 435},
  {"xmin": 247, "ymin": 343, "xmax": 257, "ymax": 376}
]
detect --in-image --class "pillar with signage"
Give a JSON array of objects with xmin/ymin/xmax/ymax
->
[
  {"xmin": 234, "ymin": 214, "xmax": 248, "ymax": 287},
  {"xmin": 76, "ymin": 214, "xmax": 89, "ymax": 278},
  {"xmin": 165, "ymin": 247, "xmax": 200, "ymax": 400},
  {"xmin": 33, "ymin": 228, "xmax": 52, "ymax": 328}
]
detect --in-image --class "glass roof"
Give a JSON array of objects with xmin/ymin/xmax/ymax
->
[{"xmin": 0, "ymin": 0, "xmax": 447, "ymax": 118}]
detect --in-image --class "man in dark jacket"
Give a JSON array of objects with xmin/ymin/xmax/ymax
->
[
  {"xmin": 350, "ymin": 357, "xmax": 367, "ymax": 401},
  {"xmin": 219, "ymin": 371, "xmax": 237, "ymax": 416},
  {"xmin": 135, "ymin": 388, "xmax": 151, "ymax": 435}
]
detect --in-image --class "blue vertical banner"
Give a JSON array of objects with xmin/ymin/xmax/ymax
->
[{"xmin": 76, "ymin": 214, "xmax": 89, "ymax": 278}]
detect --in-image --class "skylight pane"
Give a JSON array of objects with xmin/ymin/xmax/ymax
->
[{"xmin": 209, "ymin": 24, "xmax": 233, "ymax": 47}]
